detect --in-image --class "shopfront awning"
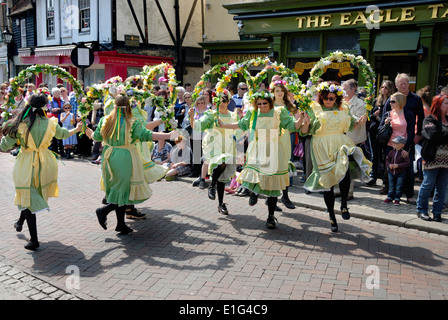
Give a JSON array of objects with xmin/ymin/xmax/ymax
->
[
  {"xmin": 373, "ymin": 30, "xmax": 420, "ymax": 52},
  {"xmin": 34, "ymin": 45, "xmax": 76, "ymax": 57}
]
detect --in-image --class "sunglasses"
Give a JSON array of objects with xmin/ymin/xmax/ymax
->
[
  {"xmin": 240, "ymin": 87, "xmax": 248, "ymax": 91},
  {"xmin": 185, "ymin": 96, "xmax": 191, "ymax": 99},
  {"xmin": 390, "ymin": 100, "xmax": 396, "ymax": 104},
  {"xmin": 323, "ymin": 97, "xmax": 336, "ymax": 102},
  {"xmin": 257, "ymin": 102, "xmax": 269, "ymax": 106}
]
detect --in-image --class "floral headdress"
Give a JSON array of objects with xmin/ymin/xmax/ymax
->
[
  {"xmin": 269, "ymin": 80, "xmax": 287, "ymax": 90},
  {"xmin": 316, "ymin": 82, "xmax": 344, "ymax": 96},
  {"xmin": 249, "ymin": 90, "xmax": 273, "ymax": 103}
]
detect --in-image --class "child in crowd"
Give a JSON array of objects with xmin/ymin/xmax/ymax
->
[
  {"xmin": 165, "ymin": 136, "xmax": 192, "ymax": 181},
  {"xmin": 384, "ymin": 136, "xmax": 410, "ymax": 205},
  {"xmin": 60, "ymin": 102, "xmax": 77, "ymax": 159}
]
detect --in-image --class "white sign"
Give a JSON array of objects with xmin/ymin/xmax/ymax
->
[{"xmin": 77, "ymin": 47, "xmax": 91, "ymax": 66}]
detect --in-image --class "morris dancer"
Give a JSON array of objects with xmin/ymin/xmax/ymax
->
[
  {"xmin": 300, "ymin": 82, "xmax": 371, "ymax": 232},
  {"xmin": 1, "ymin": 93, "xmax": 82, "ymax": 250},
  {"xmin": 85, "ymin": 95, "xmax": 175, "ymax": 235},
  {"xmin": 188, "ymin": 91, "xmax": 239, "ymax": 215},
  {"xmin": 219, "ymin": 91, "xmax": 306, "ymax": 229}
]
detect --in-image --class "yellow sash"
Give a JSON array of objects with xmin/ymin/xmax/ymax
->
[{"xmin": 14, "ymin": 118, "xmax": 59, "ymax": 207}]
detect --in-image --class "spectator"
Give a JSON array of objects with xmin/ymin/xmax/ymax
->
[
  {"xmin": 342, "ymin": 79, "xmax": 367, "ymax": 200},
  {"xmin": 174, "ymin": 86, "xmax": 186, "ymax": 128},
  {"xmin": 49, "ymin": 87, "xmax": 65, "ymax": 156},
  {"xmin": 60, "ymin": 87, "xmax": 70, "ymax": 103},
  {"xmin": 181, "ymin": 92, "xmax": 193, "ymax": 129},
  {"xmin": 367, "ymin": 80, "xmax": 394, "ymax": 188},
  {"xmin": 152, "ymin": 139, "xmax": 172, "ymax": 167},
  {"xmin": 382, "ymin": 73, "xmax": 425, "ymax": 205},
  {"xmin": 165, "ymin": 136, "xmax": 192, "ymax": 180},
  {"xmin": 228, "ymin": 82, "xmax": 248, "ymax": 112},
  {"xmin": 60, "ymin": 102, "xmax": 78, "ymax": 159},
  {"xmin": 416, "ymin": 94, "xmax": 448, "ymax": 222},
  {"xmin": 184, "ymin": 83, "xmax": 193, "ymax": 93},
  {"xmin": 187, "ymin": 96, "xmax": 208, "ymax": 181},
  {"xmin": 384, "ymin": 136, "xmax": 410, "ymax": 206}
]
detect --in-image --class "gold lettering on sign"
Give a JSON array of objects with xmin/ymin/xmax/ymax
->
[
  {"xmin": 385, "ymin": 9, "xmax": 399, "ymax": 22},
  {"xmin": 340, "ymin": 13, "xmax": 352, "ymax": 26},
  {"xmin": 321, "ymin": 15, "xmax": 332, "ymax": 27},
  {"xmin": 428, "ymin": 4, "xmax": 444, "ymax": 19},
  {"xmin": 401, "ymin": 7, "xmax": 416, "ymax": 21},
  {"xmin": 307, "ymin": 16, "xmax": 320, "ymax": 28},
  {"xmin": 296, "ymin": 16, "xmax": 306, "ymax": 28},
  {"xmin": 352, "ymin": 11, "xmax": 368, "ymax": 25}
]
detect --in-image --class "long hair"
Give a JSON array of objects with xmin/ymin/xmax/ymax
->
[
  {"xmin": 429, "ymin": 94, "xmax": 448, "ymax": 121},
  {"xmin": 376, "ymin": 80, "xmax": 395, "ymax": 107},
  {"xmin": 271, "ymin": 83, "xmax": 295, "ymax": 114},
  {"xmin": 390, "ymin": 92, "xmax": 407, "ymax": 110},
  {"xmin": 100, "ymin": 95, "xmax": 132, "ymax": 140},
  {"xmin": 2, "ymin": 93, "xmax": 48, "ymax": 148}
]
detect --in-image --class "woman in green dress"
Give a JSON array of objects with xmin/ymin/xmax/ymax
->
[
  {"xmin": 188, "ymin": 92, "xmax": 239, "ymax": 215},
  {"xmin": 300, "ymin": 82, "xmax": 371, "ymax": 232},
  {"xmin": 1, "ymin": 93, "xmax": 82, "ymax": 250},
  {"xmin": 86, "ymin": 95, "xmax": 174, "ymax": 235},
  {"xmin": 219, "ymin": 91, "xmax": 306, "ymax": 229}
]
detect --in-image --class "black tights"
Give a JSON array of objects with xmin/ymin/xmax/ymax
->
[
  {"xmin": 323, "ymin": 171, "xmax": 351, "ymax": 216},
  {"xmin": 23, "ymin": 209, "xmax": 38, "ymax": 243},
  {"xmin": 212, "ymin": 163, "xmax": 226, "ymax": 205},
  {"xmin": 266, "ymin": 197, "xmax": 277, "ymax": 217}
]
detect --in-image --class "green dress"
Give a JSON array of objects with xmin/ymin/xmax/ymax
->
[
  {"xmin": 236, "ymin": 107, "xmax": 299, "ymax": 197},
  {"xmin": 0, "ymin": 117, "xmax": 70, "ymax": 213},
  {"xmin": 302, "ymin": 101, "xmax": 372, "ymax": 192},
  {"xmin": 193, "ymin": 110, "xmax": 239, "ymax": 182},
  {"xmin": 93, "ymin": 113, "xmax": 154, "ymax": 206}
]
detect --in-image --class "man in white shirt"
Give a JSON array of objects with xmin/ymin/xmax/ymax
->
[{"xmin": 343, "ymin": 79, "xmax": 367, "ymax": 147}]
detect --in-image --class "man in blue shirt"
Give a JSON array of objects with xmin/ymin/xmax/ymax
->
[{"xmin": 228, "ymin": 82, "xmax": 247, "ymax": 112}]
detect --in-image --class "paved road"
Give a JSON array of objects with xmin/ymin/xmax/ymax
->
[{"xmin": 0, "ymin": 152, "xmax": 447, "ymax": 302}]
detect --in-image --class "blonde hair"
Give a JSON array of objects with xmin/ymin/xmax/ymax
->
[
  {"xmin": 100, "ymin": 95, "xmax": 132, "ymax": 140},
  {"xmin": 395, "ymin": 73, "xmax": 410, "ymax": 84},
  {"xmin": 391, "ymin": 92, "xmax": 406, "ymax": 109}
]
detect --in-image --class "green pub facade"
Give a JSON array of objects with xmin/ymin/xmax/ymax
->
[{"xmin": 201, "ymin": 0, "xmax": 448, "ymax": 94}]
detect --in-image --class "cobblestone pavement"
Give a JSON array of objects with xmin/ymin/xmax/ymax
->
[{"xmin": 0, "ymin": 152, "xmax": 448, "ymax": 301}]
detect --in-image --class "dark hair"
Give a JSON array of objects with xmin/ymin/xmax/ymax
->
[
  {"xmin": 318, "ymin": 90, "xmax": 343, "ymax": 107},
  {"xmin": 2, "ymin": 93, "xmax": 48, "ymax": 148},
  {"xmin": 221, "ymin": 94, "xmax": 230, "ymax": 104}
]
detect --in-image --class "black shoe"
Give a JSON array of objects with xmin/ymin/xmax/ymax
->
[
  {"xmin": 218, "ymin": 203, "xmax": 229, "ymax": 215},
  {"xmin": 14, "ymin": 221, "xmax": 23, "ymax": 232},
  {"xmin": 330, "ymin": 219, "xmax": 338, "ymax": 232},
  {"xmin": 192, "ymin": 177, "xmax": 202, "ymax": 187},
  {"xmin": 433, "ymin": 214, "xmax": 442, "ymax": 222},
  {"xmin": 96, "ymin": 208, "xmax": 108, "ymax": 230},
  {"xmin": 281, "ymin": 197, "xmax": 295, "ymax": 209},
  {"xmin": 102, "ymin": 197, "xmax": 108, "ymax": 205},
  {"xmin": 24, "ymin": 240, "xmax": 40, "ymax": 250},
  {"xmin": 249, "ymin": 192, "xmax": 258, "ymax": 206},
  {"xmin": 266, "ymin": 215, "xmax": 278, "ymax": 229},
  {"xmin": 420, "ymin": 213, "xmax": 432, "ymax": 221},
  {"xmin": 341, "ymin": 208, "xmax": 350, "ymax": 220},
  {"xmin": 208, "ymin": 186, "xmax": 216, "ymax": 200},
  {"xmin": 126, "ymin": 208, "xmax": 147, "ymax": 219},
  {"xmin": 198, "ymin": 179, "xmax": 207, "ymax": 189},
  {"xmin": 238, "ymin": 188, "xmax": 249, "ymax": 197},
  {"xmin": 366, "ymin": 179, "xmax": 376, "ymax": 186},
  {"xmin": 115, "ymin": 225, "xmax": 133, "ymax": 235}
]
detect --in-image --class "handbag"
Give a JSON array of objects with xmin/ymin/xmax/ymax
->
[
  {"xmin": 293, "ymin": 141, "xmax": 304, "ymax": 158},
  {"xmin": 420, "ymin": 138, "xmax": 438, "ymax": 162},
  {"xmin": 376, "ymin": 123, "xmax": 392, "ymax": 144}
]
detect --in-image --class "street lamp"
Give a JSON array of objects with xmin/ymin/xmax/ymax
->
[{"xmin": 2, "ymin": 28, "xmax": 13, "ymax": 80}]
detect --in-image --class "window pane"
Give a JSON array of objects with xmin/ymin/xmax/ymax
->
[
  {"xmin": 290, "ymin": 36, "xmax": 320, "ymax": 53},
  {"xmin": 326, "ymin": 34, "xmax": 360, "ymax": 52}
]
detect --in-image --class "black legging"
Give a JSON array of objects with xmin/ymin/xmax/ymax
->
[
  {"xmin": 211, "ymin": 163, "xmax": 227, "ymax": 205},
  {"xmin": 323, "ymin": 170, "xmax": 351, "ymax": 215},
  {"xmin": 266, "ymin": 196, "xmax": 278, "ymax": 216}
]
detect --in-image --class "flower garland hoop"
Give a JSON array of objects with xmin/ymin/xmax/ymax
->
[
  {"xmin": 1, "ymin": 64, "xmax": 84, "ymax": 121},
  {"xmin": 140, "ymin": 63, "xmax": 178, "ymax": 130},
  {"xmin": 192, "ymin": 60, "xmax": 238, "ymax": 103},
  {"xmin": 308, "ymin": 51, "xmax": 376, "ymax": 113}
]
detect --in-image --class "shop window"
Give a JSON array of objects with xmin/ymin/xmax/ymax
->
[
  {"xmin": 20, "ymin": 19, "xmax": 27, "ymax": 48},
  {"xmin": 46, "ymin": 0, "xmax": 55, "ymax": 38},
  {"xmin": 290, "ymin": 36, "xmax": 320, "ymax": 53},
  {"xmin": 326, "ymin": 34, "xmax": 360, "ymax": 52}
]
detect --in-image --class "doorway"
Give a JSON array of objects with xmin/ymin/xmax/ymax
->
[{"xmin": 375, "ymin": 55, "xmax": 418, "ymax": 92}]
